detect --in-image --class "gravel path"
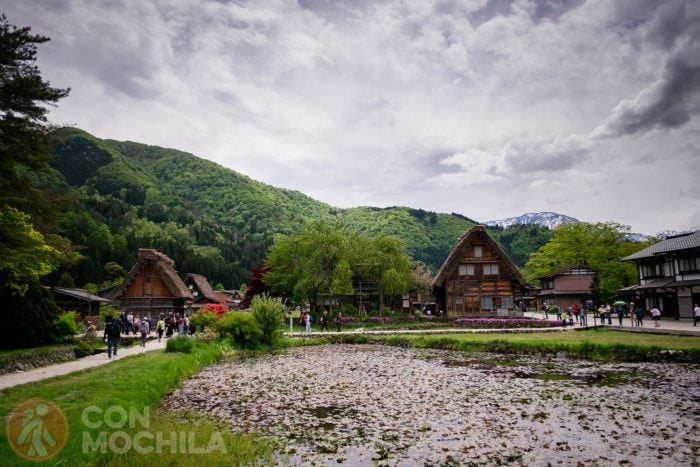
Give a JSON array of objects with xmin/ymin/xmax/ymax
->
[
  {"xmin": 0, "ymin": 339, "xmax": 167, "ymax": 390},
  {"xmin": 164, "ymin": 344, "xmax": 700, "ymax": 466}
]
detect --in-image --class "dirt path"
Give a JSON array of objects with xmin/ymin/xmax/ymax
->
[{"xmin": 0, "ymin": 339, "xmax": 167, "ymax": 391}]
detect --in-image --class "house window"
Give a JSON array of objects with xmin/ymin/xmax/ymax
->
[
  {"xmin": 641, "ymin": 263, "xmax": 663, "ymax": 278},
  {"xmin": 500, "ymin": 296, "xmax": 514, "ymax": 309},
  {"xmin": 483, "ymin": 263, "xmax": 499, "ymax": 275},
  {"xmin": 480, "ymin": 296, "xmax": 493, "ymax": 310},
  {"xmin": 679, "ymin": 257, "xmax": 700, "ymax": 273},
  {"xmin": 459, "ymin": 264, "xmax": 475, "ymax": 276},
  {"xmin": 455, "ymin": 295, "xmax": 464, "ymax": 305},
  {"xmin": 541, "ymin": 279, "xmax": 554, "ymax": 290},
  {"xmin": 474, "ymin": 246, "xmax": 482, "ymax": 257}
]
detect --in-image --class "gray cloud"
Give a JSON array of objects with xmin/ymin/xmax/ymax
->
[{"xmin": 596, "ymin": 0, "xmax": 700, "ymax": 136}]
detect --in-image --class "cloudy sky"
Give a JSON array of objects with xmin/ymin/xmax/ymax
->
[{"xmin": 6, "ymin": 0, "xmax": 700, "ymax": 234}]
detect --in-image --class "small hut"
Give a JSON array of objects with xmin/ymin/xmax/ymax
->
[{"xmin": 106, "ymin": 249, "xmax": 191, "ymax": 321}]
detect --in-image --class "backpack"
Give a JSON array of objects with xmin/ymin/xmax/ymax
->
[{"xmin": 106, "ymin": 322, "xmax": 120, "ymax": 338}]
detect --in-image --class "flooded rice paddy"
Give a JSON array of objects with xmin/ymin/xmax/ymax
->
[{"xmin": 164, "ymin": 345, "xmax": 700, "ymax": 465}]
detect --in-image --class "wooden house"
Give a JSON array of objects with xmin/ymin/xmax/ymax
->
[
  {"xmin": 621, "ymin": 230, "xmax": 700, "ymax": 319},
  {"xmin": 50, "ymin": 287, "xmax": 112, "ymax": 319},
  {"xmin": 431, "ymin": 225, "xmax": 536, "ymax": 316},
  {"xmin": 106, "ymin": 249, "xmax": 192, "ymax": 321},
  {"xmin": 184, "ymin": 273, "xmax": 229, "ymax": 311},
  {"xmin": 535, "ymin": 265, "xmax": 596, "ymax": 311}
]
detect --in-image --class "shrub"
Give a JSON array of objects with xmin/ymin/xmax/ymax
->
[
  {"xmin": 201, "ymin": 303, "xmax": 228, "ymax": 317},
  {"xmin": 251, "ymin": 294, "xmax": 285, "ymax": 346},
  {"xmin": 216, "ymin": 312, "xmax": 262, "ymax": 349},
  {"xmin": 165, "ymin": 335, "xmax": 194, "ymax": 353},
  {"xmin": 73, "ymin": 338, "xmax": 95, "ymax": 358},
  {"xmin": 52, "ymin": 311, "xmax": 80, "ymax": 342},
  {"xmin": 98, "ymin": 304, "xmax": 121, "ymax": 330},
  {"xmin": 189, "ymin": 310, "xmax": 218, "ymax": 332}
]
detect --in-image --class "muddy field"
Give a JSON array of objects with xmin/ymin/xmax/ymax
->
[{"xmin": 164, "ymin": 345, "xmax": 700, "ymax": 465}]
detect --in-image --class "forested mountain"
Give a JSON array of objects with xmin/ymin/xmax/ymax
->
[{"xmin": 46, "ymin": 128, "xmax": 551, "ymax": 289}]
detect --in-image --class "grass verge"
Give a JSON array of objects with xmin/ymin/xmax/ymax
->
[
  {"xmin": 0, "ymin": 341, "xmax": 273, "ymax": 466},
  {"xmin": 319, "ymin": 328, "xmax": 700, "ymax": 362}
]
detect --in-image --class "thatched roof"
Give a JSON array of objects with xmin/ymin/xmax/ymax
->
[
  {"xmin": 430, "ymin": 225, "xmax": 532, "ymax": 289},
  {"xmin": 186, "ymin": 273, "xmax": 220, "ymax": 302},
  {"xmin": 106, "ymin": 248, "xmax": 191, "ymax": 300}
]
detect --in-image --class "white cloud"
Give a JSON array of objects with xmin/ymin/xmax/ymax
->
[{"xmin": 4, "ymin": 0, "xmax": 699, "ymax": 234}]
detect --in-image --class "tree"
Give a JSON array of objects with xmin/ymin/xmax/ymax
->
[
  {"xmin": 264, "ymin": 221, "xmax": 350, "ymax": 310},
  {"xmin": 355, "ymin": 235, "xmax": 413, "ymax": 312},
  {"xmin": 0, "ymin": 14, "xmax": 70, "ymax": 220},
  {"xmin": 523, "ymin": 222, "xmax": 649, "ymax": 303}
]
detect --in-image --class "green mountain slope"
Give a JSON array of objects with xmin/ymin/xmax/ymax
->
[{"xmin": 47, "ymin": 128, "xmax": 549, "ymax": 289}]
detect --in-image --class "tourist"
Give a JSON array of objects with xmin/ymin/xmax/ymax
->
[
  {"xmin": 305, "ymin": 313, "xmax": 312, "ymax": 333},
  {"xmin": 138, "ymin": 317, "xmax": 150, "ymax": 347},
  {"xmin": 635, "ymin": 304, "xmax": 644, "ymax": 327},
  {"xmin": 598, "ymin": 305, "xmax": 606, "ymax": 325},
  {"xmin": 605, "ymin": 303, "xmax": 612, "ymax": 324},
  {"xmin": 541, "ymin": 303, "xmax": 548, "ymax": 319},
  {"xmin": 694, "ymin": 304, "xmax": 700, "ymax": 326},
  {"xmin": 651, "ymin": 306, "xmax": 661, "ymax": 327},
  {"xmin": 629, "ymin": 303, "xmax": 637, "ymax": 327},
  {"xmin": 156, "ymin": 314, "xmax": 165, "ymax": 342},
  {"xmin": 166, "ymin": 313, "xmax": 175, "ymax": 338},
  {"xmin": 183, "ymin": 313, "xmax": 190, "ymax": 334},
  {"xmin": 579, "ymin": 305, "xmax": 587, "ymax": 326},
  {"xmin": 335, "ymin": 311, "xmax": 343, "ymax": 332},
  {"xmin": 320, "ymin": 311, "xmax": 330, "ymax": 332},
  {"xmin": 616, "ymin": 305, "xmax": 624, "ymax": 326},
  {"xmin": 571, "ymin": 303, "xmax": 581, "ymax": 323},
  {"xmin": 104, "ymin": 316, "xmax": 121, "ymax": 358},
  {"xmin": 125, "ymin": 311, "xmax": 135, "ymax": 335}
]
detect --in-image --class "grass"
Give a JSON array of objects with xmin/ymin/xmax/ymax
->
[
  {"xmin": 319, "ymin": 328, "xmax": 700, "ymax": 362},
  {"xmin": 0, "ymin": 341, "xmax": 273, "ymax": 466}
]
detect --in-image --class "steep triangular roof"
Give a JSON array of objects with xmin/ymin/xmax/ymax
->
[
  {"xmin": 186, "ymin": 273, "xmax": 220, "ymax": 302},
  {"xmin": 431, "ymin": 225, "xmax": 532, "ymax": 289},
  {"xmin": 106, "ymin": 249, "xmax": 192, "ymax": 300}
]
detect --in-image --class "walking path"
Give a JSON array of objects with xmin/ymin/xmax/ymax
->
[{"xmin": 0, "ymin": 338, "xmax": 166, "ymax": 391}]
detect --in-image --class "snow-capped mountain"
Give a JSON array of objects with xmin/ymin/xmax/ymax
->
[{"xmin": 485, "ymin": 212, "xmax": 579, "ymax": 230}]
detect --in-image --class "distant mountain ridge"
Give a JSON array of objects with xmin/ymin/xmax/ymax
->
[{"xmin": 485, "ymin": 212, "xmax": 579, "ymax": 230}]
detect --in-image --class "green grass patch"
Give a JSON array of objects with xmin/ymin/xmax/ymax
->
[
  {"xmin": 320, "ymin": 329, "xmax": 700, "ymax": 362},
  {"xmin": 0, "ymin": 341, "xmax": 273, "ymax": 466}
]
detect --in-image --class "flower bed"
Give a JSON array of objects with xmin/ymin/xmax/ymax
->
[{"xmin": 453, "ymin": 318, "xmax": 563, "ymax": 329}]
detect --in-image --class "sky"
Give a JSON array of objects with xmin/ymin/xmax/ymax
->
[{"xmin": 5, "ymin": 0, "xmax": 700, "ymax": 235}]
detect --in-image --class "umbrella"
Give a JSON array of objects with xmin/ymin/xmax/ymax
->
[{"xmin": 613, "ymin": 300, "xmax": 626, "ymax": 305}]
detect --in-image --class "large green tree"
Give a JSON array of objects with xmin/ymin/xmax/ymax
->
[
  {"xmin": 0, "ymin": 15, "xmax": 70, "ymax": 348},
  {"xmin": 523, "ymin": 222, "xmax": 649, "ymax": 303},
  {"xmin": 264, "ymin": 222, "xmax": 413, "ymax": 312}
]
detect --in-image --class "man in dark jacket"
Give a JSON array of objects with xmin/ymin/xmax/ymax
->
[{"xmin": 104, "ymin": 317, "xmax": 121, "ymax": 358}]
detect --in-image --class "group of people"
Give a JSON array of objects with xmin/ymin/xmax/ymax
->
[
  {"xmin": 540, "ymin": 301, "xmax": 669, "ymax": 327},
  {"xmin": 102, "ymin": 311, "xmax": 193, "ymax": 358},
  {"xmin": 299, "ymin": 310, "xmax": 343, "ymax": 333}
]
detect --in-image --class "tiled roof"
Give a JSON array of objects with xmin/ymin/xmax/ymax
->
[
  {"xmin": 623, "ymin": 230, "xmax": 700, "ymax": 261},
  {"xmin": 51, "ymin": 287, "xmax": 112, "ymax": 302}
]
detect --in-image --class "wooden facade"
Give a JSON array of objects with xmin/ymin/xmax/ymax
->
[
  {"xmin": 622, "ymin": 230, "xmax": 700, "ymax": 319},
  {"xmin": 431, "ymin": 225, "xmax": 536, "ymax": 316},
  {"xmin": 535, "ymin": 265, "xmax": 595, "ymax": 311},
  {"xmin": 106, "ymin": 249, "xmax": 192, "ymax": 321},
  {"xmin": 51, "ymin": 287, "xmax": 112, "ymax": 319}
]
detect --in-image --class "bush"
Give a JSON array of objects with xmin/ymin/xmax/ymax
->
[
  {"xmin": 216, "ymin": 312, "xmax": 262, "ymax": 349},
  {"xmin": 165, "ymin": 335, "xmax": 194, "ymax": 353},
  {"xmin": 251, "ymin": 294, "xmax": 284, "ymax": 346},
  {"xmin": 99, "ymin": 304, "xmax": 121, "ymax": 329},
  {"xmin": 189, "ymin": 310, "xmax": 218, "ymax": 332},
  {"xmin": 73, "ymin": 338, "xmax": 95, "ymax": 358},
  {"xmin": 52, "ymin": 311, "xmax": 80, "ymax": 342}
]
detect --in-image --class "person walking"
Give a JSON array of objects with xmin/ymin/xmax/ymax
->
[
  {"xmin": 335, "ymin": 311, "xmax": 343, "ymax": 332},
  {"xmin": 694, "ymin": 304, "xmax": 700, "ymax": 326},
  {"xmin": 651, "ymin": 306, "xmax": 661, "ymax": 327},
  {"xmin": 125, "ymin": 312, "xmax": 134, "ymax": 335},
  {"xmin": 320, "ymin": 311, "xmax": 330, "ymax": 332},
  {"xmin": 104, "ymin": 317, "xmax": 121, "ymax": 359},
  {"xmin": 305, "ymin": 312, "xmax": 312, "ymax": 333},
  {"xmin": 616, "ymin": 305, "xmax": 624, "ymax": 326},
  {"xmin": 635, "ymin": 304, "xmax": 645, "ymax": 327},
  {"xmin": 605, "ymin": 303, "xmax": 612, "ymax": 324},
  {"xmin": 629, "ymin": 303, "xmax": 637, "ymax": 327},
  {"xmin": 156, "ymin": 314, "xmax": 165, "ymax": 342},
  {"xmin": 138, "ymin": 317, "xmax": 150, "ymax": 347}
]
